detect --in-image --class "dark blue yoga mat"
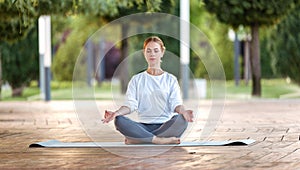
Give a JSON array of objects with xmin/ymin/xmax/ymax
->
[{"xmin": 29, "ymin": 139, "xmax": 255, "ymax": 148}]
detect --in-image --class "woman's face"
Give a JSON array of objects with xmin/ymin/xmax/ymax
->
[{"xmin": 144, "ymin": 41, "xmax": 164, "ymax": 68}]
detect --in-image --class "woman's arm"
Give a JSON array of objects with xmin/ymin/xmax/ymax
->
[
  {"xmin": 115, "ymin": 106, "xmax": 131, "ymax": 116},
  {"xmin": 103, "ymin": 75, "xmax": 138, "ymax": 124},
  {"xmin": 102, "ymin": 106, "xmax": 131, "ymax": 124},
  {"xmin": 174, "ymin": 105, "xmax": 194, "ymax": 122}
]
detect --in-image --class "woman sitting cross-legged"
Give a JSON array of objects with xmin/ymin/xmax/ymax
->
[{"xmin": 102, "ymin": 36, "xmax": 194, "ymax": 144}]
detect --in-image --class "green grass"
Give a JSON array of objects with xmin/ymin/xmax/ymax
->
[
  {"xmin": 225, "ymin": 79, "xmax": 300, "ymax": 99},
  {"xmin": 1, "ymin": 79, "xmax": 300, "ymax": 101},
  {"xmin": 1, "ymin": 81, "xmax": 118, "ymax": 101}
]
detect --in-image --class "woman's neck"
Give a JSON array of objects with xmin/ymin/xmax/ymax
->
[{"xmin": 146, "ymin": 67, "xmax": 164, "ymax": 76}]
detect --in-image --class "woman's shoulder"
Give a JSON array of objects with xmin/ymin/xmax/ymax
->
[
  {"xmin": 164, "ymin": 72, "xmax": 178, "ymax": 80},
  {"xmin": 130, "ymin": 71, "xmax": 147, "ymax": 80}
]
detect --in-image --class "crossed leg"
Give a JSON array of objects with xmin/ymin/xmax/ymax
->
[{"xmin": 114, "ymin": 115, "xmax": 188, "ymax": 144}]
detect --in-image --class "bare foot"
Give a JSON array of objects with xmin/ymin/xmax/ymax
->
[
  {"xmin": 152, "ymin": 136, "xmax": 180, "ymax": 145},
  {"xmin": 124, "ymin": 138, "xmax": 144, "ymax": 145}
]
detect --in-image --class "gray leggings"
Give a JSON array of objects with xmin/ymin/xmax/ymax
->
[{"xmin": 114, "ymin": 114, "xmax": 188, "ymax": 143}]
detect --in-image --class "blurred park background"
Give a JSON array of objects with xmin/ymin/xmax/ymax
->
[{"xmin": 0, "ymin": 0, "xmax": 300, "ymax": 101}]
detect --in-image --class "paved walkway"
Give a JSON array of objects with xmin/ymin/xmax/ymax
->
[{"xmin": 0, "ymin": 99, "xmax": 299, "ymax": 169}]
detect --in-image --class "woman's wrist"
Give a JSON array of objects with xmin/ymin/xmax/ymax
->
[
  {"xmin": 115, "ymin": 110, "xmax": 121, "ymax": 116},
  {"xmin": 175, "ymin": 105, "xmax": 186, "ymax": 114}
]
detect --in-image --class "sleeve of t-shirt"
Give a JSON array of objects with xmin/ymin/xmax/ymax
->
[
  {"xmin": 123, "ymin": 76, "xmax": 138, "ymax": 113},
  {"xmin": 169, "ymin": 76, "xmax": 183, "ymax": 112}
]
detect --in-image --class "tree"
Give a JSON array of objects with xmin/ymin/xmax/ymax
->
[
  {"xmin": 0, "ymin": 0, "xmax": 37, "ymax": 98},
  {"xmin": 1, "ymin": 25, "xmax": 39, "ymax": 96},
  {"xmin": 204, "ymin": 0, "xmax": 297, "ymax": 97},
  {"xmin": 268, "ymin": 4, "xmax": 300, "ymax": 85},
  {"xmin": 0, "ymin": 0, "xmax": 74, "ymax": 97}
]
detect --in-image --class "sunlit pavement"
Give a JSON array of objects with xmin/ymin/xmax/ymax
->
[{"xmin": 0, "ymin": 99, "xmax": 299, "ymax": 169}]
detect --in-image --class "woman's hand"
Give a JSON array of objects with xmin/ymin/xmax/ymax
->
[
  {"xmin": 102, "ymin": 106, "xmax": 130, "ymax": 124},
  {"xmin": 182, "ymin": 110, "xmax": 194, "ymax": 122},
  {"xmin": 102, "ymin": 110, "xmax": 117, "ymax": 123},
  {"xmin": 175, "ymin": 105, "xmax": 194, "ymax": 122}
]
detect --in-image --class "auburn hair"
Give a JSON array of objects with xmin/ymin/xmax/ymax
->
[{"xmin": 143, "ymin": 36, "xmax": 166, "ymax": 51}]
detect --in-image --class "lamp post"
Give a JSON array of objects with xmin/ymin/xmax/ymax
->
[
  {"xmin": 180, "ymin": 0, "xmax": 190, "ymax": 100},
  {"xmin": 38, "ymin": 15, "xmax": 51, "ymax": 101}
]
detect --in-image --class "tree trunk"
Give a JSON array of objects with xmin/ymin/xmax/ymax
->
[
  {"xmin": 12, "ymin": 86, "xmax": 24, "ymax": 97},
  {"xmin": 120, "ymin": 23, "xmax": 129, "ymax": 94},
  {"xmin": 250, "ymin": 23, "xmax": 261, "ymax": 97}
]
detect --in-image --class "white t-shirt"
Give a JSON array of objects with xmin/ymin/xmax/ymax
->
[{"xmin": 124, "ymin": 71, "xmax": 183, "ymax": 123}]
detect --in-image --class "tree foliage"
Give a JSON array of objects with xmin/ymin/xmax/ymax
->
[
  {"xmin": 268, "ymin": 5, "xmax": 300, "ymax": 85},
  {"xmin": 0, "ymin": 0, "xmax": 165, "ymax": 42},
  {"xmin": 1, "ymin": 25, "xmax": 39, "ymax": 96},
  {"xmin": 190, "ymin": 0, "xmax": 233, "ymax": 79},
  {"xmin": 52, "ymin": 16, "xmax": 101, "ymax": 81},
  {"xmin": 204, "ymin": 0, "xmax": 297, "ymax": 27},
  {"xmin": 260, "ymin": 37, "xmax": 276, "ymax": 78},
  {"xmin": 0, "ymin": 0, "xmax": 37, "ymax": 43}
]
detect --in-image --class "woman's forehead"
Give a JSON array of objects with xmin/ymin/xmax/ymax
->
[{"xmin": 145, "ymin": 41, "xmax": 161, "ymax": 49}]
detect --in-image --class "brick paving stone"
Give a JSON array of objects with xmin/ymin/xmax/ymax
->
[
  {"xmin": 280, "ymin": 148, "xmax": 300, "ymax": 163},
  {"xmin": 0, "ymin": 100, "xmax": 300, "ymax": 169}
]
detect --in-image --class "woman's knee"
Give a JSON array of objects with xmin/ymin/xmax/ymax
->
[
  {"xmin": 177, "ymin": 114, "xmax": 188, "ymax": 128},
  {"xmin": 169, "ymin": 114, "xmax": 188, "ymax": 131},
  {"xmin": 114, "ymin": 115, "xmax": 126, "ymax": 129}
]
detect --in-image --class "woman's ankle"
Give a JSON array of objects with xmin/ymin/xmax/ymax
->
[
  {"xmin": 124, "ymin": 138, "xmax": 144, "ymax": 145},
  {"xmin": 152, "ymin": 136, "xmax": 180, "ymax": 144}
]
